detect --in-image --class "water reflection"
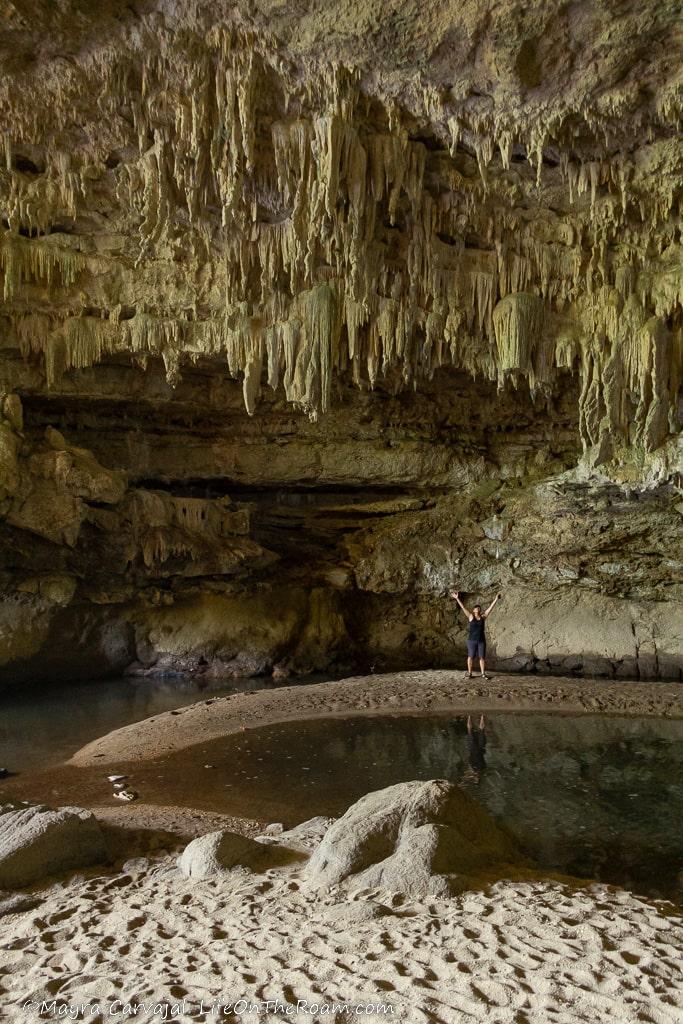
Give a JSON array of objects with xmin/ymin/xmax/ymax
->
[
  {"xmin": 176, "ymin": 712, "xmax": 683, "ymax": 901},
  {"xmin": 0, "ymin": 674, "xmax": 288, "ymax": 772},
  {"xmin": 465, "ymin": 713, "xmax": 487, "ymax": 783}
]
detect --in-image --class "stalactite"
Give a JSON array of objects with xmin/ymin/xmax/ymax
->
[
  {"xmin": 0, "ymin": 22, "xmax": 678, "ymax": 447},
  {"xmin": 0, "ymin": 233, "xmax": 86, "ymax": 301},
  {"xmin": 492, "ymin": 292, "xmax": 545, "ymax": 379}
]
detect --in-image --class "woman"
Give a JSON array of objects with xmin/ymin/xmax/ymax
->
[{"xmin": 450, "ymin": 590, "xmax": 502, "ymax": 679}]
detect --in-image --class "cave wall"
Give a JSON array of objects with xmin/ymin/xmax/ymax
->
[
  {"xmin": 0, "ymin": 1, "xmax": 681, "ymax": 686},
  {"xmin": 1, "ymin": 360, "xmax": 681, "ymax": 686}
]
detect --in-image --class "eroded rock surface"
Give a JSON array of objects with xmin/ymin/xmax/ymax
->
[
  {"xmin": 0, "ymin": 803, "xmax": 108, "ymax": 888},
  {"xmin": 305, "ymin": 780, "xmax": 521, "ymax": 896},
  {"xmin": 179, "ymin": 830, "xmax": 271, "ymax": 880},
  {"xmin": 0, "ymin": 3, "xmax": 680, "ymax": 684},
  {"xmin": 179, "ymin": 828, "xmax": 303, "ymax": 879}
]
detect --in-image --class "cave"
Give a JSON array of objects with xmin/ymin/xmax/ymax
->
[{"xmin": 0, "ymin": 1, "xmax": 682, "ymax": 1020}]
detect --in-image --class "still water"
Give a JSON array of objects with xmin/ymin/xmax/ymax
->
[
  {"xmin": 165, "ymin": 712, "xmax": 683, "ymax": 900},
  {"xmin": 2, "ymin": 680, "xmax": 682, "ymax": 900},
  {"xmin": 0, "ymin": 674, "xmax": 292, "ymax": 772}
]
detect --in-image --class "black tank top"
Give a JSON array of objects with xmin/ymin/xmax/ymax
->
[{"xmin": 468, "ymin": 615, "xmax": 486, "ymax": 641}]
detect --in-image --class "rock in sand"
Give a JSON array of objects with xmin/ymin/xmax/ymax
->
[
  {"xmin": 179, "ymin": 830, "xmax": 271, "ymax": 879},
  {"xmin": 305, "ymin": 779, "xmax": 521, "ymax": 897},
  {"xmin": 0, "ymin": 803, "xmax": 108, "ymax": 888}
]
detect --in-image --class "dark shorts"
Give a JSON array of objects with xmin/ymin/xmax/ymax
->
[
  {"xmin": 467, "ymin": 731, "xmax": 487, "ymax": 771},
  {"xmin": 467, "ymin": 639, "xmax": 486, "ymax": 659}
]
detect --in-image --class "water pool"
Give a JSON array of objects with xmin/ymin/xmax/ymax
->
[
  {"xmin": 0, "ymin": 674, "xmax": 294, "ymax": 772},
  {"xmin": 149, "ymin": 712, "xmax": 683, "ymax": 900}
]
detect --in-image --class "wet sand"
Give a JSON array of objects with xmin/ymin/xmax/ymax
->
[
  {"xmin": 71, "ymin": 669, "xmax": 683, "ymax": 767},
  {"xmin": 2, "ymin": 671, "xmax": 683, "ymax": 1023}
]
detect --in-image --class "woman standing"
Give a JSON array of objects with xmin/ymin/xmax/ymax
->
[{"xmin": 450, "ymin": 590, "xmax": 502, "ymax": 679}]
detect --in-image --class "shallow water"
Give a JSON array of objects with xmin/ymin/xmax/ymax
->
[
  {"xmin": 0, "ymin": 674, "xmax": 297, "ymax": 772},
  {"xmin": 3, "ymin": 683, "xmax": 683, "ymax": 900},
  {"xmin": 156, "ymin": 712, "xmax": 683, "ymax": 901}
]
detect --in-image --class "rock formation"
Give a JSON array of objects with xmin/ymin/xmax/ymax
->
[
  {"xmin": 0, "ymin": 803, "xmax": 108, "ymax": 887},
  {"xmin": 177, "ymin": 780, "xmax": 523, "ymax": 896},
  {"xmin": 0, "ymin": 2, "xmax": 681, "ymax": 685},
  {"xmin": 178, "ymin": 828, "xmax": 301, "ymax": 879},
  {"xmin": 305, "ymin": 779, "xmax": 521, "ymax": 896}
]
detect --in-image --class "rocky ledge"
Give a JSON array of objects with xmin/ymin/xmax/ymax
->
[{"xmin": 0, "ymin": 2, "xmax": 681, "ymax": 686}]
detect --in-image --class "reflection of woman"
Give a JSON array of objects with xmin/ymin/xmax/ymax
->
[{"xmin": 465, "ymin": 714, "xmax": 487, "ymax": 784}]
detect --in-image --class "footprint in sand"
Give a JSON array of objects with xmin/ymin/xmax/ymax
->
[
  {"xmin": 39, "ymin": 929, "xmax": 74, "ymax": 947},
  {"xmin": 469, "ymin": 978, "xmax": 511, "ymax": 1007},
  {"xmin": 386, "ymin": 960, "xmax": 408, "ymax": 978},
  {"xmin": 3, "ymin": 937, "xmax": 33, "ymax": 951},
  {"xmin": 47, "ymin": 908, "xmax": 76, "ymax": 925}
]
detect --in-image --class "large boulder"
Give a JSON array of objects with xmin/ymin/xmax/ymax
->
[
  {"xmin": 305, "ymin": 780, "xmax": 520, "ymax": 897},
  {"xmin": 0, "ymin": 804, "xmax": 108, "ymax": 888},
  {"xmin": 179, "ymin": 830, "xmax": 266, "ymax": 879},
  {"xmin": 179, "ymin": 828, "xmax": 306, "ymax": 879}
]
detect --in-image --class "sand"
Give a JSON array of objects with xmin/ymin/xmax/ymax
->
[
  {"xmin": 2, "ymin": 671, "xmax": 683, "ymax": 1023},
  {"xmin": 70, "ymin": 671, "xmax": 683, "ymax": 767},
  {"xmin": 1, "ymin": 854, "xmax": 682, "ymax": 1023}
]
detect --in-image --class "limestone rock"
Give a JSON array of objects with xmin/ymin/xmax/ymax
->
[
  {"xmin": 305, "ymin": 780, "xmax": 520, "ymax": 896},
  {"xmin": 270, "ymin": 816, "xmax": 337, "ymax": 853},
  {"xmin": 43, "ymin": 429, "xmax": 127, "ymax": 504},
  {"xmin": 0, "ymin": 3, "xmax": 680, "ymax": 686},
  {"xmin": 179, "ymin": 828, "xmax": 305, "ymax": 879},
  {"xmin": 0, "ymin": 596, "xmax": 55, "ymax": 671},
  {"xmin": 7, "ymin": 477, "xmax": 84, "ymax": 547},
  {"xmin": 1, "ymin": 394, "xmax": 23, "ymax": 432},
  {"xmin": 0, "ymin": 804, "xmax": 108, "ymax": 888},
  {"xmin": 0, "ymin": 4, "xmax": 679, "ymax": 437},
  {"xmin": 178, "ymin": 830, "xmax": 272, "ymax": 879},
  {"xmin": 0, "ymin": 421, "xmax": 20, "ymax": 502},
  {"xmin": 16, "ymin": 574, "xmax": 77, "ymax": 606},
  {"xmin": 3, "ymin": 425, "xmax": 126, "ymax": 547}
]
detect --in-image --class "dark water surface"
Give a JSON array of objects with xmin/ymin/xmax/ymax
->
[
  {"xmin": 2, "ymin": 681, "xmax": 682, "ymax": 900},
  {"xmin": 0, "ymin": 674, "xmax": 296, "ymax": 771},
  {"xmin": 160, "ymin": 712, "xmax": 683, "ymax": 901}
]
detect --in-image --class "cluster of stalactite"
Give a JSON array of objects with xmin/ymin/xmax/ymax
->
[
  {"xmin": 126, "ymin": 489, "xmax": 251, "ymax": 569},
  {"xmin": 0, "ymin": 25, "xmax": 681, "ymax": 452}
]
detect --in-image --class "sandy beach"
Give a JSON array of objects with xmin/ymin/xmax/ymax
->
[
  {"xmin": 70, "ymin": 671, "xmax": 683, "ymax": 767},
  {"xmin": 2, "ymin": 850, "xmax": 682, "ymax": 1023},
  {"xmin": 2, "ymin": 672, "xmax": 683, "ymax": 1023}
]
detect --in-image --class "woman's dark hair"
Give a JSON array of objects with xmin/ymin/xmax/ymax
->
[{"xmin": 473, "ymin": 604, "xmax": 482, "ymax": 611}]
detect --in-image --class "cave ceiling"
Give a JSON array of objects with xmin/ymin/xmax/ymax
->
[{"xmin": 0, "ymin": 0, "xmax": 681, "ymax": 459}]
